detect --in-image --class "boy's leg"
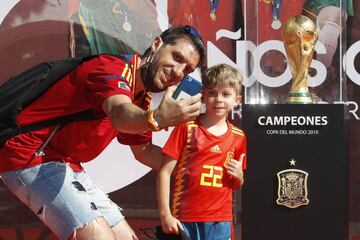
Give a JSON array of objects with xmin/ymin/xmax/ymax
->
[
  {"xmin": 205, "ymin": 222, "xmax": 231, "ymax": 240},
  {"xmin": 182, "ymin": 222, "xmax": 201, "ymax": 240},
  {"xmin": 182, "ymin": 222, "xmax": 231, "ymax": 240}
]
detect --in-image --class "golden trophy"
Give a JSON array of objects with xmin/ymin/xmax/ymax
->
[{"xmin": 282, "ymin": 15, "xmax": 318, "ymax": 104}]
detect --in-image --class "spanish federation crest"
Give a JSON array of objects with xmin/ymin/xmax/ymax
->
[{"xmin": 276, "ymin": 159, "xmax": 309, "ymax": 208}]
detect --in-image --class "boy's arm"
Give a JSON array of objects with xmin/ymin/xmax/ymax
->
[
  {"xmin": 130, "ymin": 143, "xmax": 162, "ymax": 171},
  {"xmin": 156, "ymin": 156, "xmax": 183, "ymax": 234}
]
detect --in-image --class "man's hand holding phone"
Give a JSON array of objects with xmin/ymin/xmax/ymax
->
[
  {"xmin": 172, "ymin": 75, "xmax": 202, "ymax": 100},
  {"xmin": 153, "ymin": 76, "xmax": 203, "ymax": 129}
]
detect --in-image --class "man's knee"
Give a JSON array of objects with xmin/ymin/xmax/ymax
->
[
  {"xmin": 112, "ymin": 219, "xmax": 138, "ymax": 240},
  {"xmin": 69, "ymin": 217, "xmax": 116, "ymax": 240}
]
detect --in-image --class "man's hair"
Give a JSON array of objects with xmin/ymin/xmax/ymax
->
[
  {"xmin": 144, "ymin": 25, "xmax": 206, "ymax": 67},
  {"xmin": 201, "ymin": 64, "xmax": 243, "ymax": 95}
]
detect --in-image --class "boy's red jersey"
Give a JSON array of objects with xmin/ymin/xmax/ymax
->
[{"xmin": 162, "ymin": 119, "xmax": 247, "ymax": 222}]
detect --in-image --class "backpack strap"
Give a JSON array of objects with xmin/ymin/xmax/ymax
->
[
  {"xmin": 0, "ymin": 109, "xmax": 96, "ymax": 147},
  {"xmin": 18, "ymin": 108, "xmax": 96, "ymax": 134},
  {"xmin": 34, "ymin": 125, "xmax": 60, "ymax": 156}
]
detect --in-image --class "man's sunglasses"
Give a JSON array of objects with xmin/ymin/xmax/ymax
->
[{"xmin": 184, "ymin": 25, "xmax": 203, "ymax": 42}]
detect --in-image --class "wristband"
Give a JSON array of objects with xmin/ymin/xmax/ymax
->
[{"xmin": 146, "ymin": 110, "xmax": 161, "ymax": 131}]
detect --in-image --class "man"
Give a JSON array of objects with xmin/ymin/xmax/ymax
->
[
  {"xmin": 0, "ymin": 25, "xmax": 206, "ymax": 240},
  {"xmin": 302, "ymin": 0, "xmax": 354, "ymax": 102},
  {"xmin": 302, "ymin": 0, "xmax": 354, "ymax": 68}
]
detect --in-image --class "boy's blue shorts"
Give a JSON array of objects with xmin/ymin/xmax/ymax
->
[{"xmin": 182, "ymin": 221, "xmax": 231, "ymax": 240}]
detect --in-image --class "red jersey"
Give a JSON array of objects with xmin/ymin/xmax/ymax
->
[
  {"xmin": 0, "ymin": 54, "xmax": 151, "ymax": 172},
  {"xmin": 162, "ymin": 119, "xmax": 247, "ymax": 222}
]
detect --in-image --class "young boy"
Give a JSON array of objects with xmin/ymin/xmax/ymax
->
[{"xmin": 157, "ymin": 63, "xmax": 246, "ymax": 240}]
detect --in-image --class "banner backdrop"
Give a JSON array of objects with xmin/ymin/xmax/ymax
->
[{"xmin": 0, "ymin": 0, "xmax": 359, "ymax": 238}]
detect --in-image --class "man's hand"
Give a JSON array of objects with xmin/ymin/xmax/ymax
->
[{"xmin": 155, "ymin": 85, "xmax": 202, "ymax": 128}]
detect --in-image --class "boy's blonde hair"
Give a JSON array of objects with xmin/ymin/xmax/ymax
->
[{"xmin": 201, "ymin": 64, "xmax": 243, "ymax": 95}]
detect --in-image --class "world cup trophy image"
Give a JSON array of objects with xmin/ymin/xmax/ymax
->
[{"xmin": 282, "ymin": 15, "xmax": 318, "ymax": 104}]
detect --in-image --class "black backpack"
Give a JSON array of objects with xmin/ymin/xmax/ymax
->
[{"xmin": 0, "ymin": 54, "xmax": 126, "ymax": 147}]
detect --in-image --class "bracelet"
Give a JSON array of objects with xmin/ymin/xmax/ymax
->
[{"xmin": 146, "ymin": 110, "xmax": 161, "ymax": 131}]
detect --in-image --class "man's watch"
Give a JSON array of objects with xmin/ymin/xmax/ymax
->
[{"xmin": 146, "ymin": 110, "xmax": 161, "ymax": 131}]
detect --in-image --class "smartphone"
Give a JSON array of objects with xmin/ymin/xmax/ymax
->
[{"xmin": 172, "ymin": 75, "xmax": 202, "ymax": 100}]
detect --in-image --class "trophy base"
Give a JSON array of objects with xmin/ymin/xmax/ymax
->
[{"xmin": 287, "ymin": 92, "xmax": 313, "ymax": 104}]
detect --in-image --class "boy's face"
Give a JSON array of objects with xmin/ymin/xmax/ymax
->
[{"xmin": 202, "ymin": 84, "xmax": 241, "ymax": 118}]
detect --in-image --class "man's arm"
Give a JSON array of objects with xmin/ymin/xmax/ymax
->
[{"xmin": 102, "ymin": 85, "xmax": 201, "ymax": 133}]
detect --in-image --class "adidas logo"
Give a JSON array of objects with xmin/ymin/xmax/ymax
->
[{"xmin": 210, "ymin": 145, "xmax": 221, "ymax": 153}]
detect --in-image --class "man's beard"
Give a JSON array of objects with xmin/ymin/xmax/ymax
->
[{"xmin": 140, "ymin": 61, "xmax": 163, "ymax": 93}]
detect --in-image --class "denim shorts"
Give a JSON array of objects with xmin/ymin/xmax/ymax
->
[
  {"xmin": 182, "ymin": 221, "xmax": 231, "ymax": 240},
  {"xmin": 0, "ymin": 161, "xmax": 124, "ymax": 240}
]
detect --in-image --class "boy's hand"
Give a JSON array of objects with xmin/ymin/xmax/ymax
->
[
  {"xmin": 225, "ymin": 153, "xmax": 245, "ymax": 186},
  {"xmin": 160, "ymin": 215, "xmax": 184, "ymax": 235}
]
